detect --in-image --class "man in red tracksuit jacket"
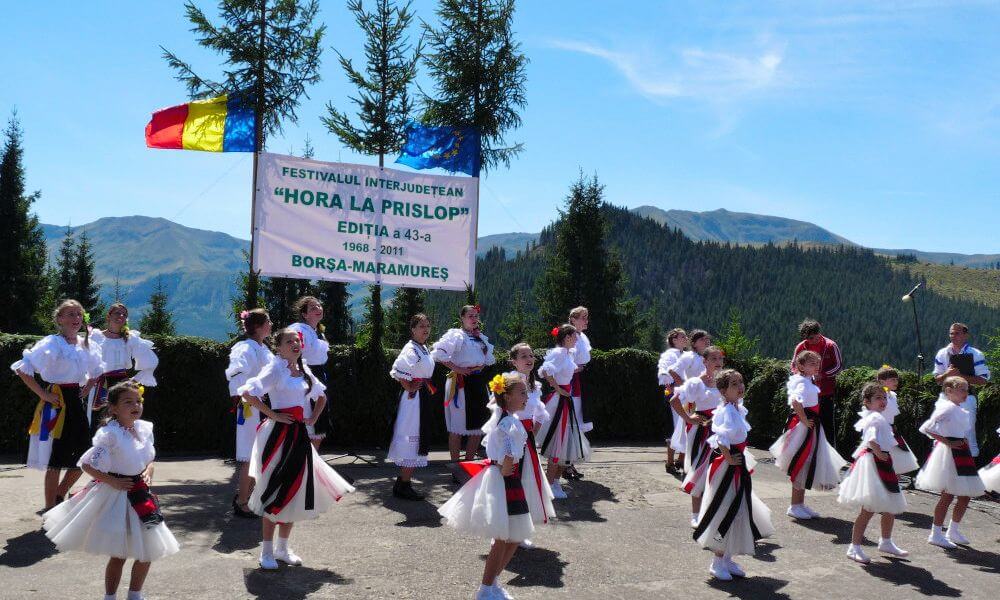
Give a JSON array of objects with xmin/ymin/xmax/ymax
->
[{"xmin": 791, "ymin": 319, "xmax": 843, "ymax": 445}]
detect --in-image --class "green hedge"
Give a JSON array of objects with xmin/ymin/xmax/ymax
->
[{"xmin": 2, "ymin": 334, "xmax": 997, "ymax": 464}]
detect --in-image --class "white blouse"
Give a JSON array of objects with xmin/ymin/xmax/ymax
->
[
  {"xmin": 286, "ymin": 322, "xmax": 330, "ymax": 366},
  {"xmin": 678, "ymin": 350, "xmax": 705, "ymax": 381},
  {"xmin": 786, "ymin": 374, "xmax": 820, "ymax": 409},
  {"xmin": 677, "ymin": 377, "xmax": 723, "ymax": 412},
  {"xmin": 226, "ymin": 339, "xmax": 274, "ymax": 396},
  {"xmin": 90, "ymin": 329, "xmax": 159, "ymax": 386},
  {"xmin": 239, "ymin": 356, "xmax": 326, "ymax": 410},
  {"xmin": 514, "ymin": 380, "xmax": 551, "ymax": 425},
  {"xmin": 919, "ymin": 400, "xmax": 973, "ymax": 439},
  {"xmin": 79, "ymin": 420, "xmax": 156, "ymax": 476},
  {"xmin": 574, "ymin": 332, "xmax": 592, "ymax": 366},
  {"xmin": 708, "ymin": 401, "xmax": 751, "ymax": 448},
  {"xmin": 853, "ymin": 410, "xmax": 897, "ymax": 458},
  {"xmin": 390, "ymin": 340, "xmax": 435, "ymax": 381},
  {"xmin": 657, "ymin": 348, "xmax": 683, "ymax": 386},
  {"xmin": 483, "ymin": 414, "xmax": 529, "ymax": 461},
  {"xmin": 538, "ymin": 347, "xmax": 577, "ymax": 386},
  {"xmin": 10, "ymin": 334, "xmax": 104, "ymax": 385},
  {"xmin": 430, "ymin": 328, "xmax": 495, "ymax": 368}
]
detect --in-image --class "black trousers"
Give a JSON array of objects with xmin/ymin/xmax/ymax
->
[{"xmin": 818, "ymin": 395, "xmax": 836, "ymax": 446}]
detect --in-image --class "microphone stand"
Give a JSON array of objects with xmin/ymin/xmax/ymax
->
[{"xmin": 903, "ymin": 283, "xmax": 925, "ymax": 376}]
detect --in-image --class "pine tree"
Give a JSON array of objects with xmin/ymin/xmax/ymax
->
[
  {"xmin": 497, "ymin": 289, "xmax": 532, "ymax": 348},
  {"xmin": 315, "ymin": 280, "xmax": 353, "ymax": 343},
  {"xmin": 421, "ymin": 0, "xmax": 528, "ymax": 173},
  {"xmin": 231, "ymin": 249, "xmax": 265, "ymax": 337},
  {"xmin": 386, "ymin": 287, "xmax": 426, "ymax": 347},
  {"xmin": 716, "ymin": 307, "xmax": 760, "ymax": 364},
  {"xmin": 73, "ymin": 231, "xmax": 105, "ymax": 319},
  {"xmin": 163, "ymin": 0, "xmax": 325, "ymax": 308},
  {"xmin": 55, "ymin": 227, "xmax": 76, "ymax": 301},
  {"xmin": 0, "ymin": 113, "xmax": 47, "ymax": 333},
  {"xmin": 324, "ymin": 0, "xmax": 420, "ymax": 355},
  {"xmin": 534, "ymin": 173, "xmax": 634, "ymax": 347},
  {"xmin": 35, "ymin": 265, "xmax": 60, "ymax": 331},
  {"xmin": 140, "ymin": 277, "xmax": 176, "ymax": 336}
]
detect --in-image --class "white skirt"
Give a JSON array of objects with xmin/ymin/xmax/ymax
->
[
  {"xmin": 669, "ymin": 407, "xmax": 687, "ymax": 453},
  {"xmin": 889, "ymin": 444, "xmax": 920, "ymax": 475},
  {"xmin": 248, "ymin": 420, "xmax": 355, "ymax": 523},
  {"xmin": 769, "ymin": 421, "xmax": 847, "ymax": 490},
  {"xmin": 979, "ymin": 458, "xmax": 1000, "ymax": 493},
  {"xmin": 43, "ymin": 479, "xmax": 179, "ymax": 562},
  {"xmin": 537, "ymin": 394, "xmax": 592, "ymax": 464},
  {"xmin": 681, "ymin": 421, "xmax": 715, "ymax": 497},
  {"xmin": 572, "ymin": 394, "xmax": 593, "ymax": 433},
  {"xmin": 915, "ymin": 443, "xmax": 986, "ymax": 497},
  {"xmin": 444, "ymin": 382, "xmax": 486, "ymax": 436},
  {"xmin": 438, "ymin": 459, "xmax": 555, "ymax": 542},
  {"xmin": 26, "ymin": 433, "xmax": 53, "ymax": 471},
  {"xmin": 837, "ymin": 454, "xmax": 908, "ymax": 514},
  {"xmin": 235, "ymin": 407, "xmax": 261, "ymax": 463},
  {"xmin": 694, "ymin": 459, "xmax": 774, "ymax": 557},
  {"xmin": 387, "ymin": 390, "xmax": 427, "ymax": 468}
]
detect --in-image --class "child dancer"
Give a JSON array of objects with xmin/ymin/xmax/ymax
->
[
  {"xmin": 287, "ymin": 296, "xmax": 331, "ymax": 450},
  {"xmin": 658, "ymin": 328, "xmax": 689, "ymax": 473},
  {"xmin": 875, "ymin": 365, "xmax": 919, "ymax": 474},
  {"xmin": 43, "ymin": 381, "xmax": 179, "ymax": 600},
  {"xmin": 978, "ymin": 426, "xmax": 1000, "ymax": 493},
  {"xmin": 438, "ymin": 373, "xmax": 556, "ymax": 600},
  {"xmin": 430, "ymin": 305, "xmax": 496, "ymax": 463},
  {"xmin": 11, "ymin": 299, "xmax": 104, "ymax": 510},
  {"xmin": 508, "ymin": 342, "xmax": 552, "ymax": 549},
  {"xmin": 88, "ymin": 303, "xmax": 159, "ymax": 435},
  {"xmin": 837, "ymin": 383, "xmax": 909, "ymax": 564},
  {"xmin": 225, "ymin": 309, "xmax": 273, "ymax": 518},
  {"xmin": 694, "ymin": 369, "xmax": 773, "ymax": 581},
  {"xmin": 537, "ymin": 324, "xmax": 592, "ymax": 499},
  {"xmin": 564, "ymin": 306, "xmax": 592, "ymax": 481},
  {"xmin": 388, "ymin": 314, "xmax": 436, "ymax": 500},
  {"xmin": 915, "ymin": 376, "xmax": 986, "ymax": 548},
  {"xmin": 678, "ymin": 329, "xmax": 712, "ymax": 380},
  {"xmin": 239, "ymin": 328, "xmax": 355, "ymax": 569},
  {"xmin": 769, "ymin": 350, "xmax": 847, "ymax": 520},
  {"xmin": 676, "ymin": 346, "xmax": 725, "ymax": 528}
]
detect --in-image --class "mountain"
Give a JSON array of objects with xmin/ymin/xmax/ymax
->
[
  {"xmin": 630, "ymin": 206, "xmax": 854, "ymax": 245},
  {"xmin": 872, "ymin": 248, "xmax": 1000, "ymax": 269},
  {"xmin": 476, "ymin": 232, "xmax": 539, "ymax": 257}
]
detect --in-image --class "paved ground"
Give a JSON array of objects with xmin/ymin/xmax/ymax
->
[{"xmin": 1, "ymin": 446, "xmax": 998, "ymax": 599}]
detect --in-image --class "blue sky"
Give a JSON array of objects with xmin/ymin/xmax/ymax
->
[{"xmin": 3, "ymin": 1, "xmax": 999, "ymax": 253}]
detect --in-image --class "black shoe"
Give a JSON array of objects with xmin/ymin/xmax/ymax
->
[
  {"xmin": 55, "ymin": 495, "xmax": 64, "ymax": 504},
  {"xmin": 563, "ymin": 466, "xmax": 583, "ymax": 480},
  {"xmin": 232, "ymin": 495, "xmax": 258, "ymax": 519},
  {"xmin": 392, "ymin": 478, "xmax": 425, "ymax": 501}
]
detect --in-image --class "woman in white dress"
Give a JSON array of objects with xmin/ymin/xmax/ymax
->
[
  {"xmin": 287, "ymin": 296, "xmax": 331, "ymax": 449},
  {"xmin": 11, "ymin": 299, "xmax": 104, "ymax": 510},
  {"xmin": 225, "ymin": 308, "xmax": 273, "ymax": 518},
  {"xmin": 239, "ymin": 328, "xmax": 355, "ymax": 569},
  {"xmin": 89, "ymin": 303, "xmax": 160, "ymax": 435},
  {"xmin": 430, "ymin": 305, "xmax": 495, "ymax": 463},
  {"xmin": 675, "ymin": 346, "xmax": 725, "ymax": 527},
  {"xmin": 388, "ymin": 313, "xmax": 436, "ymax": 500},
  {"xmin": 658, "ymin": 328, "xmax": 689, "ymax": 473},
  {"xmin": 43, "ymin": 380, "xmax": 179, "ymax": 600},
  {"xmin": 564, "ymin": 307, "xmax": 592, "ymax": 481},
  {"xmin": 438, "ymin": 372, "xmax": 555, "ymax": 600}
]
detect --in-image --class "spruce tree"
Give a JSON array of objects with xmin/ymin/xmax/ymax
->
[
  {"xmin": 497, "ymin": 289, "xmax": 533, "ymax": 348},
  {"xmin": 421, "ymin": 0, "xmax": 527, "ymax": 173},
  {"xmin": 140, "ymin": 277, "xmax": 177, "ymax": 336},
  {"xmin": 163, "ymin": 0, "xmax": 325, "ymax": 308},
  {"xmin": 323, "ymin": 0, "xmax": 420, "ymax": 355},
  {"xmin": 386, "ymin": 287, "xmax": 426, "ymax": 347},
  {"xmin": 35, "ymin": 265, "xmax": 60, "ymax": 331},
  {"xmin": 231, "ymin": 249, "xmax": 265, "ymax": 337},
  {"xmin": 315, "ymin": 280, "xmax": 353, "ymax": 343},
  {"xmin": 0, "ymin": 112, "xmax": 47, "ymax": 333},
  {"xmin": 55, "ymin": 227, "xmax": 76, "ymax": 302},
  {"xmin": 73, "ymin": 231, "xmax": 105, "ymax": 319}
]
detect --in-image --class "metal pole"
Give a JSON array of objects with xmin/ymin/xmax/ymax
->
[
  {"xmin": 247, "ymin": 0, "xmax": 266, "ymax": 309},
  {"xmin": 911, "ymin": 294, "xmax": 924, "ymax": 376}
]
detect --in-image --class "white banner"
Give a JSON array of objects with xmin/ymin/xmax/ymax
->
[{"xmin": 253, "ymin": 152, "xmax": 477, "ymax": 291}]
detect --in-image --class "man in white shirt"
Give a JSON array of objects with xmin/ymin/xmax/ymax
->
[{"xmin": 932, "ymin": 322, "xmax": 991, "ymax": 456}]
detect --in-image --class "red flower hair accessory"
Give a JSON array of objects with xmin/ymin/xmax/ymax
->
[
  {"xmin": 551, "ymin": 327, "xmax": 559, "ymax": 337},
  {"xmin": 297, "ymin": 331, "xmax": 305, "ymax": 347},
  {"xmin": 474, "ymin": 304, "xmax": 482, "ymax": 313}
]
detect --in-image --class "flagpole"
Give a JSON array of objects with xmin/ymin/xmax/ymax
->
[{"xmin": 247, "ymin": 0, "xmax": 267, "ymax": 309}]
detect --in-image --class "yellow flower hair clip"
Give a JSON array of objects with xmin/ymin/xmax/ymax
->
[
  {"xmin": 488, "ymin": 374, "xmax": 507, "ymax": 395},
  {"xmin": 137, "ymin": 385, "xmax": 146, "ymax": 403},
  {"xmin": 881, "ymin": 364, "xmax": 892, "ymax": 370}
]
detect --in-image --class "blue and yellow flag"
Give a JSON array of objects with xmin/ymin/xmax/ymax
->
[{"xmin": 395, "ymin": 121, "xmax": 480, "ymax": 176}]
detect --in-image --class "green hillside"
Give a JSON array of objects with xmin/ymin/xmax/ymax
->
[
  {"xmin": 891, "ymin": 260, "xmax": 1000, "ymax": 310},
  {"xmin": 631, "ymin": 206, "xmax": 854, "ymax": 245}
]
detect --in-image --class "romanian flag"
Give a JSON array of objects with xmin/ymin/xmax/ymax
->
[{"xmin": 145, "ymin": 93, "xmax": 255, "ymax": 152}]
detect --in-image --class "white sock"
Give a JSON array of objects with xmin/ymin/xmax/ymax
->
[
  {"xmin": 479, "ymin": 584, "xmax": 493, "ymax": 592},
  {"xmin": 849, "ymin": 543, "xmax": 861, "ymax": 551},
  {"xmin": 104, "ymin": 595, "xmax": 116, "ymax": 600},
  {"xmin": 948, "ymin": 520, "xmax": 961, "ymax": 533},
  {"xmin": 692, "ymin": 512, "xmax": 699, "ymax": 521},
  {"xmin": 275, "ymin": 536, "xmax": 289, "ymax": 553},
  {"xmin": 931, "ymin": 524, "xmax": 944, "ymax": 535},
  {"xmin": 127, "ymin": 592, "xmax": 143, "ymax": 600},
  {"xmin": 261, "ymin": 540, "xmax": 273, "ymax": 556}
]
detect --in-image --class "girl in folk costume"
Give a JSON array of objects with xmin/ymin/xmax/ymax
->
[
  {"xmin": 694, "ymin": 370, "xmax": 773, "ymax": 581},
  {"xmin": 388, "ymin": 314, "xmax": 437, "ymax": 501},
  {"xmin": 564, "ymin": 306, "xmax": 592, "ymax": 481},
  {"xmin": 43, "ymin": 381, "xmax": 178, "ymax": 600},
  {"xmin": 438, "ymin": 373, "xmax": 556, "ymax": 600},
  {"xmin": 88, "ymin": 303, "xmax": 159, "ymax": 436},
  {"xmin": 287, "ymin": 296, "xmax": 331, "ymax": 450},
  {"xmin": 505, "ymin": 342, "xmax": 552, "ymax": 550},
  {"xmin": 537, "ymin": 324, "xmax": 592, "ymax": 500},
  {"xmin": 676, "ymin": 346, "xmax": 725, "ymax": 528},
  {"xmin": 12, "ymin": 299, "xmax": 104, "ymax": 511},
  {"xmin": 431, "ymin": 305, "xmax": 496, "ymax": 462},
  {"xmin": 658, "ymin": 328, "xmax": 689, "ymax": 473},
  {"xmin": 677, "ymin": 329, "xmax": 712, "ymax": 381},
  {"xmin": 225, "ymin": 309, "xmax": 273, "ymax": 518},
  {"xmin": 978, "ymin": 426, "xmax": 1000, "ymax": 493},
  {"xmin": 239, "ymin": 329, "xmax": 355, "ymax": 569},
  {"xmin": 769, "ymin": 350, "xmax": 847, "ymax": 520},
  {"xmin": 837, "ymin": 383, "xmax": 910, "ymax": 564},
  {"xmin": 875, "ymin": 365, "xmax": 919, "ymax": 474},
  {"xmin": 915, "ymin": 376, "xmax": 986, "ymax": 548}
]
